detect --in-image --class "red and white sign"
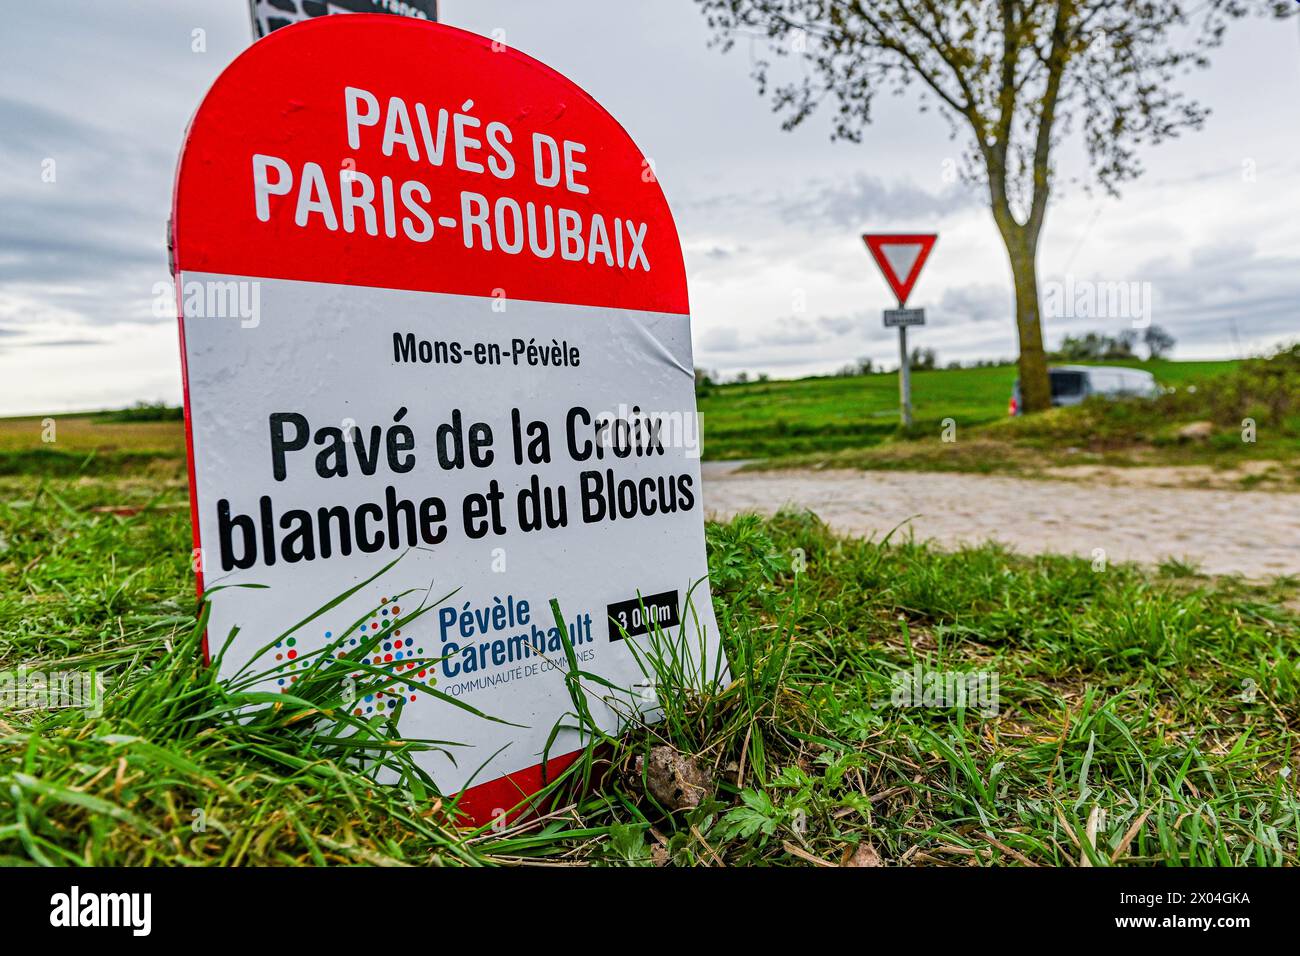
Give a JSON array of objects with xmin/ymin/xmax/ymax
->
[
  {"xmin": 862, "ymin": 233, "xmax": 937, "ymax": 306},
  {"xmin": 170, "ymin": 15, "xmax": 723, "ymax": 823}
]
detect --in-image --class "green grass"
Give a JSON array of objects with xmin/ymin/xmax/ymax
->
[
  {"xmin": 2, "ymin": 460, "xmax": 1297, "ymax": 866},
  {"xmin": 698, "ymin": 359, "xmax": 1237, "ymax": 460}
]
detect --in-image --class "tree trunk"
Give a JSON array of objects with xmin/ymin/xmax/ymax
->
[{"xmin": 1004, "ymin": 229, "xmax": 1051, "ymax": 413}]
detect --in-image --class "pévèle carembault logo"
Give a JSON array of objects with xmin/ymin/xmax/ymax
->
[{"xmin": 49, "ymin": 886, "xmax": 151, "ymax": 936}]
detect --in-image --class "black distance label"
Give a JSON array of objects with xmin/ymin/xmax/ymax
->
[{"xmin": 606, "ymin": 589, "xmax": 680, "ymax": 642}]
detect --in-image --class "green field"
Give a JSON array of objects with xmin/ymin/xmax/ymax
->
[
  {"xmin": 2, "ymin": 446, "xmax": 1298, "ymax": 865},
  {"xmin": 0, "ymin": 358, "xmax": 1257, "ymax": 478},
  {"xmin": 0, "ymin": 410, "xmax": 186, "ymax": 479},
  {"xmin": 698, "ymin": 359, "xmax": 1237, "ymax": 460},
  {"xmin": 698, "ymin": 353, "xmax": 1300, "ymax": 489}
]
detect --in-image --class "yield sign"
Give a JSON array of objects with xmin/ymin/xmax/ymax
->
[{"xmin": 862, "ymin": 233, "xmax": 937, "ymax": 306}]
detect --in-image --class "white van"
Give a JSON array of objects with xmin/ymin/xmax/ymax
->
[{"xmin": 1009, "ymin": 365, "xmax": 1159, "ymax": 415}]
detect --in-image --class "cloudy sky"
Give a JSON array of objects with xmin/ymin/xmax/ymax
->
[{"xmin": 1, "ymin": 1, "xmax": 1297, "ymax": 415}]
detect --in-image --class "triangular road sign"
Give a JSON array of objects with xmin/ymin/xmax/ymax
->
[{"xmin": 862, "ymin": 233, "xmax": 937, "ymax": 306}]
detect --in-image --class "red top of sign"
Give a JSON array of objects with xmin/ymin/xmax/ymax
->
[
  {"xmin": 171, "ymin": 15, "xmax": 688, "ymax": 314},
  {"xmin": 862, "ymin": 233, "xmax": 937, "ymax": 307}
]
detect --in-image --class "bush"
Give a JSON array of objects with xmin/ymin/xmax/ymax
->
[
  {"xmin": 1158, "ymin": 343, "xmax": 1300, "ymax": 431},
  {"xmin": 98, "ymin": 402, "xmax": 184, "ymax": 423}
]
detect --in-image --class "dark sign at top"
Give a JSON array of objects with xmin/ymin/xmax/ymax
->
[{"xmin": 249, "ymin": 0, "xmax": 438, "ymax": 39}]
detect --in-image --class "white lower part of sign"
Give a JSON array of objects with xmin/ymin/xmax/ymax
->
[{"xmin": 180, "ymin": 272, "xmax": 723, "ymax": 796}]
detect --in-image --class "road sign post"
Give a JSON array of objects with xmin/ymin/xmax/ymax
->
[
  {"xmin": 897, "ymin": 319, "xmax": 912, "ymax": 427},
  {"xmin": 863, "ymin": 234, "xmax": 937, "ymax": 428}
]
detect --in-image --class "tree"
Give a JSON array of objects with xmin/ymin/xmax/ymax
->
[
  {"xmin": 1143, "ymin": 324, "xmax": 1176, "ymax": 360},
  {"xmin": 1106, "ymin": 329, "xmax": 1137, "ymax": 360},
  {"xmin": 910, "ymin": 346, "xmax": 938, "ymax": 370},
  {"xmin": 1054, "ymin": 330, "xmax": 1107, "ymax": 360},
  {"xmin": 1052, "ymin": 328, "xmax": 1139, "ymax": 360},
  {"xmin": 694, "ymin": 0, "xmax": 1293, "ymax": 412},
  {"xmin": 835, "ymin": 356, "xmax": 875, "ymax": 375}
]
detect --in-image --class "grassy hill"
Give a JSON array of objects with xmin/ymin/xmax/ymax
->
[
  {"xmin": 698, "ymin": 359, "xmax": 1236, "ymax": 460},
  {"xmin": 3, "ymin": 355, "xmax": 1292, "ymax": 484}
]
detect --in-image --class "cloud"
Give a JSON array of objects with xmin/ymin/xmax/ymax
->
[
  {"xmin": 758, "ymin": 317, "xmax": 827, "ymax": 347},
  {"xmin": 816, "ymin": 314, "xmax": 861, "ymax": 336},
  {"xmin": 25, "ymin": 337, "xmax": 103, "ymax": 347},
  {"xmin": 704, "ymin": 245, "xmax": 741, "ymax": 260},
  {"xmin": 936, "ymin": 283, "xmax": 1010, "ymax": 324},
  {"xmin": 698, "ymin": 326, "xmax": 744, "ymax": 352},
  {"xmin": 695, "ymin": 308, "xmax": 900, "ymax": 371},
  {"xmin": 0, "ymin": 97, "xmax": 174, "ymax": 356},
  {"xmin": 0, "ymin": 96, "xmax": 169, "ymax": 298},
  {"xmin": 680, "ymin": 172, "xmax": 979, "ymax": 235},
  {"xmin": 775, "ymin": 174, "xmax": 981, "ymax": 230},
  {"xmin": 1033, "ymin": 241, "xmax": 1300, "ymax": 353}
]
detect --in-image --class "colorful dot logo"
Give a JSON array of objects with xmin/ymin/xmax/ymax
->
[{"xmin": 269, "ymin": 595, "xmax": 433, "ymax": 716}]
